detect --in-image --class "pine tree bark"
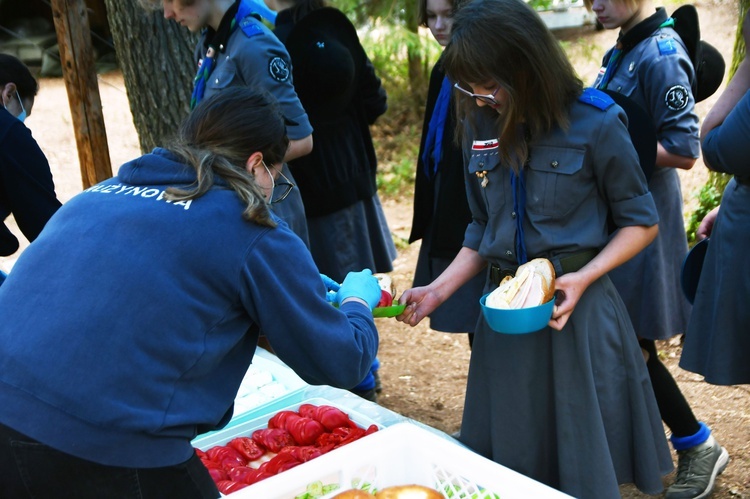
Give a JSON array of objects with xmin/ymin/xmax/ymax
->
[{"xmin": 102, "ymin": 1, "xmax": 197, "ymax": 152}]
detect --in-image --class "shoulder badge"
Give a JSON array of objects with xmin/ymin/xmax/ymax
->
[
  {"xmin": 578, "ymin": 87, "xmax": 615, "ymax": 111},
  {"xmin": 665, "ymin": 85, "xmax": 690, "ymax": 110},
  {"xmin": 657, "ymin": 36, "xmax": 678, "ymax": 56},
  {"xmin": 239, "ymin": 18, "xmax": 264, "ymax": 39},
  {"xmin": 268, "ymin": 57, "xmax": 290, "ymax": 82}
]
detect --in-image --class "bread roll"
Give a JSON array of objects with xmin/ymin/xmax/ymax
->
[
  {"xmin": 486, "ymin": 258, "xmax": 555, "ymax": 309},
  {"xmin": 332, "ymin": 490, "xmax": 377, "ymax": 499},
  {"xmin": 374, "ymin": 485, "xmax": 443, "ymax": 498}
]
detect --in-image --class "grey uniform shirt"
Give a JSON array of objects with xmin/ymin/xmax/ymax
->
[
  {"xmin": 461, "ymin": 91, "xmax": 658, "ymax": 272},
  {"xmin": 195, "ymin": 15, "xmax": 313, "ymax": 141},
  {"xmin": 593, "ymin": 21, "xmax": 699, "ymax": 158}
]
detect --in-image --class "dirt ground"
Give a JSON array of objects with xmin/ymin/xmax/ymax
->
[{"xmin": 3, "ymin": 0, "xmax": 747, "ymax": 496}]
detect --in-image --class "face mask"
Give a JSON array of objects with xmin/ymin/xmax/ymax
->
[
  {"xmin": 3, "ymin": 90, "xmax": 26, "ymax": 123},
  {"xmin": 14, "ymin": 91, "xmax": 27, "ymax": 123}
]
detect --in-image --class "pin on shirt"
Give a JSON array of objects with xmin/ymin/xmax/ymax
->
[{"xmin": 476, "ymin": 171, "xmax": 489, "ymax": 188}]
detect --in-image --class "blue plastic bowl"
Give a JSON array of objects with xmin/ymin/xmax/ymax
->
[{"xmin": 479, "ymin": 293, "xmax": 555, "ymax": 334}]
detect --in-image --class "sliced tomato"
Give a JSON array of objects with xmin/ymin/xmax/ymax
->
[
  {"xmin": 278, "ymin": 444, "xmax": 323, "ymax": 462},
  {"xmin": 286, "ymin": 416, "xmax": 325, "ymax": 445},
  {"xmin": 206, "ymin": 446, "xmax": 247, "ymax": 470},
  {"xmin": 216, "ymin": 480, "xmax": 249, "ymax": 494},
  {"xmin": 207, "ymin": 467, "xmax": 229, "ymax": 483},
  {"xmin": 252, "ymin": 427, "xmax": 296, "ymax": 453},
  {"xmin": 227, "ymin": 436, "xmax": 265, "ymax": 461},
  {"xmin": 267, "ymin": 410, "xmax": 300, "ymax": 429},
  {"xmin": 258, "ymin": 452, "xmax": 303, "ymax": 475}
]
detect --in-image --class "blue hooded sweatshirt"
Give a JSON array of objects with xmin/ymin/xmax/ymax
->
[{"xmin": 0, "ymin": 148, "xmax": 378, "ymax": 468}]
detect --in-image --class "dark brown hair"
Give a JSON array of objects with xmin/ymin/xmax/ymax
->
[
  {"xmin": 166, "ymin": 87, "xmax": 289, "ymax": 227},
  {"xmin": 442, "ymin": 0, "xmax": 582, "ymax": 171}
]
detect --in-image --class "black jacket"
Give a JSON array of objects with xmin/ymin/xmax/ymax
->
[
  {"xmin": 0, "ymin": 108, "xmax": 61, "ymax": 256},
  {"xmin": 276, "ymin": 7, "xmax": 387, "ymax": 218},
  {"xmin": 409, "ymin": 59, "xmax": 472, "ymax": 258}
]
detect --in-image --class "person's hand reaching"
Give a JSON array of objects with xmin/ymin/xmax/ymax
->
[
  {"xmin": 335, "ymin": 269, "xmax": 381, "ymax": 309},
  {"xmin": 320, "ymin": 273, "xmax": 340, "ymax": 303}
]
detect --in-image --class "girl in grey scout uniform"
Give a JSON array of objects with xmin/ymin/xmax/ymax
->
[
  {"xmin": 589, "ymin": 0, "xmax": 728, "ymax": 496},
  {"xmin": 680, "ymin": 13, "xmax": 750, "ymax": 387},
  {"xmin": 146, "ymin": 0, "xmax": 314, "ymax": 246},
  {"xmin": 397, "ymin": 0, "xmax": 673, "ymax": 497}
]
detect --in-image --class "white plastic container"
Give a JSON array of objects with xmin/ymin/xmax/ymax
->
[
  {"xmin": 230, "ymin": 422, "xmax": 573, "ymax": 499},
  {"xmin": 193, "ymin": 349, "xmax": 309, "ymax": 440}
]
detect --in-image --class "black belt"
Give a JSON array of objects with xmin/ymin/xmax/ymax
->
[
  {"xmin": 735, "ymin": 176, "xmax": 750, "ymax": 186},
  {"xmin": 489, "ymin": 249, "xmax": 599, "ymax": 285}
]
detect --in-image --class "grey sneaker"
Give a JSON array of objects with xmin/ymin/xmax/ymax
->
[{"xmin": 665, "ymin": 435, "xmax": 730, "ymax": 499}]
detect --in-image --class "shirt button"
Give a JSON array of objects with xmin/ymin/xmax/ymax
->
[
  {"xmin": 479, "ymin": 161, "xmax": 485, "ymax": 168},
  {"xmin": 215, "ymin": 78, "xmax": 219, "ymax": 84},
  {"xmin": 551, "ymin": 160, "xmax": 559, "ymax": 168},
  {"xmin": 511, "ymin": 211, "xmax": 517, "ymax": 219},
  {"xmin": 505, "ymin": 250, "xmax": 513, "ymax": 257},
  {"xmin": 617, "ymin": 86, "xmax": 622, "ymax": 91}
]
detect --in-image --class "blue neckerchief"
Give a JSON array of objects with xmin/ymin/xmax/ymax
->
[
  {"xmin": 421, "ymin": 76, "xmax": 452, "ymax": 179},
  {"xmin": 596, "ymin": 43, "xmax": 623, "ymax": 91},
  {"xmin": 191, "ymin": 1, "xmax": 249, "ymax": 109},
  {"xmin": 510, "ymin": 167, "xmax": 527, "ymax": 265}
]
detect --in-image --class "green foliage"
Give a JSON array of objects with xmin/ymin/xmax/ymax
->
[
  {"xmin": 686, "ymin": 172, "xmax": 730, "ymax": 244},
  {"xmin": 360, "ymin": 26, "xmax": 442, "ymax": 202}
]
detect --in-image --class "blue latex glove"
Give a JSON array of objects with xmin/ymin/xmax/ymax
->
[
  {"xmin": 335, "ymin": 269, "xmax": 381, "ymax": 310},
  {"xmin": 320, "ymin": 274, "xmax": 340, "ymax": 303}
]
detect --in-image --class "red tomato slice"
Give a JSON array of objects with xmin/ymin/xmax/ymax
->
[
  {"xmin": 216, "ymin": 480, "xmax": 249, "ymax": 494},
  {"xmin": 252, "ymin": 428, "xmax": 296, "ymax": 453},
  {"xmin": 286, "ymin": 416, "xmax": 325, "ymax": 445},
  {"xmin": 227, "ymin": 437, "xmax": 265, "ymax": 461}
]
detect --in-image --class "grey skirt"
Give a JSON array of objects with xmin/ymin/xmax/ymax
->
[
  {"xmin": 306, "ymin": 193, "xmax": 397, "ymax": 283},
  {"xmin": 459, "ymin": 275, "xmax": 673, "ymax": 498},
  {"xmin": 680, "ymin": 179, "xmax": 750, "ymax": 385},
  {"xmin": 608, "ymin": 167, "xmax": 692, "ymax": 340}
]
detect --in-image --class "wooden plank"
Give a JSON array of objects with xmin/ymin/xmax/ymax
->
[{"xmin": 50, "ymin": 0, "xmax": 112, "ymax": 189}]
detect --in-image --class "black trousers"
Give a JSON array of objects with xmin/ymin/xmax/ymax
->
[{"xmin": 0, "ymin": 422, "xmax": 218, "ymax": 499}]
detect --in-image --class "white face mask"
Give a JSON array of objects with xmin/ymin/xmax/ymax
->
[{"xmin": 2, "ymin": 90, "xmax": 26, "ymax": 122}]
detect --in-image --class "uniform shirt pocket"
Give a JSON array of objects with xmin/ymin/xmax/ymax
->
[
  {"xmin": 467, "ymin": 149, "xmax": 506, "ymax": 214},
  {"xmin": 526, "ymin": 146, "xmax": 586, "ymax": 217},
  {"xmin": 206, "ymin": 58, "xmax": 239, "ymax": 91}
]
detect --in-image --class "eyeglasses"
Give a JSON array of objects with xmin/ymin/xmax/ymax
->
[
  {"xmin": 263, "ymin": 162, "xmax": 295, "ymax": 204},
  {"xmin": 453, "ymin": 82, "xmax": 501, "ymax": 106}
]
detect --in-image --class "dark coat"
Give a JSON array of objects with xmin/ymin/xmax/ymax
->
[
  {"xmin": 276, "ymin": 7, "xmax": 387, "ymax": 218},
  {"xmin": 409, "ymin": 59, "xmax": 472, "ymax": 258},
  {"xmin": 0, "ymin": 108, "xmax": 61, "ymax": 256}
]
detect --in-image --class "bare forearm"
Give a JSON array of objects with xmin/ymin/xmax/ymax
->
[
  {"xmin": 284, "ymin": 135, "xmax": 313, "ymax": 162},
  {"xmin": 577, "ymin": 224, "xmax": 658, "ymax": 287},
  {"xmin": 656, "ymin": 143, "xmax": 696, "ymax": 170},
  {"xmin": 428, "ymin": 247, "xmax": 486, "ymax": 304}
]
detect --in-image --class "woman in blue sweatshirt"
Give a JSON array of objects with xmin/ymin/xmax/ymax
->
[{"xmin": 0, "ymin": 87, "xmax": 381, "ymax": 498}]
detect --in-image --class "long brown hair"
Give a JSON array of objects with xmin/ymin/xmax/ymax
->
[
  {"xmin": 165, "ymin": 87, "xmax": 289, "ymax": 227},
  {"xmin": 442, "ymin": 0, "xmax": 582, "ymax": 171}
]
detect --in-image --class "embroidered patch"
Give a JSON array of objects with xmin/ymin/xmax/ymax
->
[
  {"xmin": 665, "ymin": 84, "xmax": 690, "ymax": 110},
  {"xmin": 657, "ymin": 37, "xmax": 678, "ymax": 56},
  {"xmin": 472, "ymin": 139, "xmax": 499, "ymax": 150},
  {"xmin": 268, "ymin": 57, "xmax": 290, "ymax": 82}
]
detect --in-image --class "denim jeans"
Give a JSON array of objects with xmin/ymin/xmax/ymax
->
[{"xmin": 0, "ymin": 423, "xmax": 219, "ymax": 499}]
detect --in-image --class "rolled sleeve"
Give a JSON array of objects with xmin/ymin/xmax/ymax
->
[{"xmin": 609, "ymin": 191, "xmax": 659, "ymax": 228}]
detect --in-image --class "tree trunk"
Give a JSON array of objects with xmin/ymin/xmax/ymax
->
[{"xmin": 102, "ymin": 1, "xmax": 197, "ymax": 153}]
